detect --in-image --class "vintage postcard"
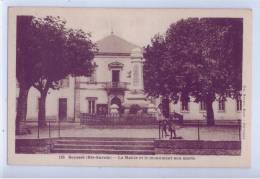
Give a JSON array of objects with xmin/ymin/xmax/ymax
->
[{"xmin": 8, "ymin": 7, "xmax": 252, "ymax": 167}]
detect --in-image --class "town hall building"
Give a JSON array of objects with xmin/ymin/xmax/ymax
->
[{"xmin": 19, "ymin": 33, "xmax": 242, "ymax": 123}]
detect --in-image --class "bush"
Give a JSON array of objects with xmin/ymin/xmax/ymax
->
[
  {"xmin": 129, "ymin": 104, "xmax": 141, "ymax": 114},
  {"xmin": 119, "ymin": 106, "xmax": 125, "ymax": 114}
]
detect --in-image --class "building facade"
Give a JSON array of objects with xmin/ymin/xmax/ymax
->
[{"xmin": 20, "ymin": 33, "xmax": 242, "ymax": 122}]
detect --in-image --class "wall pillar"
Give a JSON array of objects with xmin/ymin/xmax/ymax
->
[{"xmin": 74, "ymin": 77, "xmax": 81, "ymax": 122}]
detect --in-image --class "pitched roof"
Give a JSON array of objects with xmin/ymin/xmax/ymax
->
[{"xmin": 96, "ymin": 33, "xmax": 139, "ymax": 55}]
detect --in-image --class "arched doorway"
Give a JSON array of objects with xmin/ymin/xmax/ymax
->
[{"xmin": 111, "ymin": 96, "xmax": 121, "ymax": 108}]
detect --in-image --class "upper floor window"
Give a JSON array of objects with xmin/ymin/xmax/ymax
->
[
  {"xmin": 112, "ymin": 70, "xmax": 120, "ymax": 82},
  {"xmin": 60, "ymin": 76, "xmax": 70, "ymax": 88},
  {"xmin": 181, "ymin": 101, "xmax": 189, "ymax": 112},
  {"xmin": 236, "ymin": 98, "xmax": 242, "ymax": 111},
  {"xmin": 200, "ymin": 101, "xmax": 206, "ymax": 111},
  {"xmin": 89, "ymin": 69, "xmax": 96, "ymax": 83},
  {"xmin": 218, "ymin": 100, "xmax": 225, "ymax": 112}
]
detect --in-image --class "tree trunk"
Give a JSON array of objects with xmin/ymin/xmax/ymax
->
[
  {"xmin": 16, "ymin": 86, "xmax": 30, "ymax": 135},
  {"xmin": 38, "ymin": 91, "xmax": 48, "ymax": 127},
  {"xmin": 206, "ymin": 98, "xmax": 215, "ymax": 126}
]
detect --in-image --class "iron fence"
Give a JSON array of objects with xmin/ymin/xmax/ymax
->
[
  {"xmin": 80, "ymin": 113, "xmax": 158, "ymax": 125},
  {"xmin": 158, "ymin": 119, "xmax": 241, "ymax": 141},
  {"xmin": 18, "ymin": 117, "xmax": 241, "ymax": 142}
]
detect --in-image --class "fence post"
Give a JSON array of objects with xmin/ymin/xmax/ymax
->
[
  {"xmin": 48, "ymin": 121, "xmax": 51, "ymax": 138},
  {"xmin": 159, "ymin": 121, "xmax": 161, "ymax": 139},
  {"xmin": 169, "ymin": 124, "xmax": 172, "ymax": 139},
  {"xmin": 37, "ymin": 121, "xmax": 40, "ymax": 139},
  {"xmin": 197, "ymin": 120, "xmax": 200, "ymax": 141},
  {"xmin": 58, "ymin": 119, "xmax": 60, "ymax": 138},
  {"xmin": 239, "ymin": 119, "xmax": 241, "ymax": 141},
  {"xmin": 161, "ymin": 121, "xmax": 164, "ymax": 139}
]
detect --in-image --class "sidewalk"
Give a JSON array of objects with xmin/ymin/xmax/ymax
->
[{"xmin": 16, "ymin": 124, "xmax": 240, "ymax": 141}]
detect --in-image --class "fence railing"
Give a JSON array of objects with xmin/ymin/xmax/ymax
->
[
  {"xmin": 158, "ymin": 119, "xmax": 241, "ymax": 141},
  {"xmin": 80, "ymin": 113, "xmax": 158, "ymax": 125},
  {"xmin": 19, "ymin": 117, "xmax": 241, "ymax": 141},
  {"xmin": 20, "ymin": 113, "xmax": 158, "ymax": 139}
]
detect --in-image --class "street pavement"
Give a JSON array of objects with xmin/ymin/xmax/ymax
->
[{"xmin": 16, "ymin": 123, "xmax": 240, "ymax": 141}]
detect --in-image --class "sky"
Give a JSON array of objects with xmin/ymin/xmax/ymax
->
[
  {"xmin": 12, "ymin": 8, "xmax": 247, "ymax": 47},
  {"xmin": 11, "ymin": 8, "xmax": 197, "ymax": 47}
]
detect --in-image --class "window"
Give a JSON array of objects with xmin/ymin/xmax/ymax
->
[
  {"xmin": 87, "ymin": 98, "xmax": 96, "ymax": 114},
  {"xmin": 236, "ymin": 98, "xmax": 242, "ymax": 111},
  {"xmin": 218, "ymin": 100, "xmax": 225, "ymax": 111},
  {"xmin": 89, "ymin": 69, "xmax": 96, "ymax": 83},
  {"xmin": 181, "ymin": 101, "xmax": 189, "ymax": 111},
  {"xmin": 60, "ymin": 76, "xmax": 70, "ymax": 88},
  {"xmin": 200, "ymin": 101, "xmax": 206, "ymax": 111},
  {"xmin": 112, "ymin": 70, "xmax": 120, "ymax": 82}
]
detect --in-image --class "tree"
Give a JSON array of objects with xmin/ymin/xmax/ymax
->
[
  {"xmin": 144, "ymin": 34, "xmax": 183, "ymax": 99},
  {"xmin": 31, "ymin": 16, "xmax": 96, "ymax": 127},
  {"xmin": 16, "ymin": 16, "xmax": 43, "ymax": 134},
  {"xmin": 143, "ymin": 35, "xmax": 180, "ymax": 117},
  {"xmin": 144, "ymin": 18, "xmax": 243, "ymax": 125}
]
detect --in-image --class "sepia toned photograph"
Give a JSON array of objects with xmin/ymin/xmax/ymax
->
[{"xmin": 8, "ymin": 7, "xmax": 252, "ymax": 167}]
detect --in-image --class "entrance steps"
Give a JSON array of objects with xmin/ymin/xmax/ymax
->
[{"xmin": 51, "ymin": 137, "xmax": 155, "ymax": 155}]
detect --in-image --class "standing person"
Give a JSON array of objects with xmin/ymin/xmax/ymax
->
[
  {"xmin": 156, "ymin": 104, "xmax": 169, "ymax": 137},
  {"xmin": 168, "ymin": 118, "xmax": 177, "ymax": 139}
]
